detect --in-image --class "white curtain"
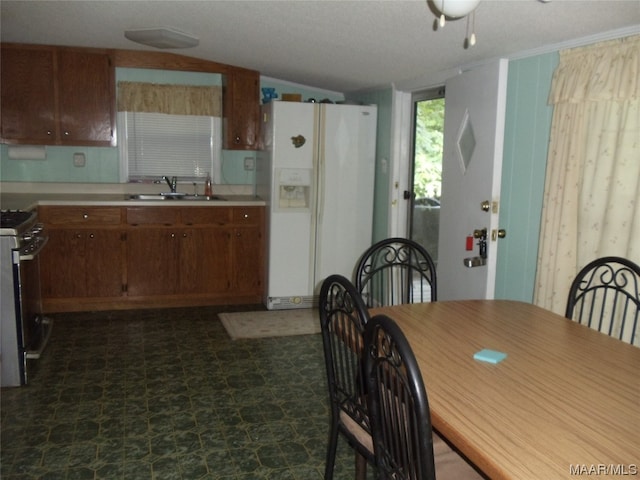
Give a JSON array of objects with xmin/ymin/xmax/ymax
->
[{"xmin": 534, "ymin": 35, "xmax": 640, "ymax": 315}]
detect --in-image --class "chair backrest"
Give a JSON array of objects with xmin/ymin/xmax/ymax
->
[
  {"xmin": 355, "ymin": 237, "xmax": 437, "ymax": 308},
  {"xmin": 364, "ymin": 314, "xmax": 436, "ymax": 480},
  {"xmin": 319, "ymin": 274, "xmax": 372, "ymax": 442},
  {"xmin": 565, "ymin": 256, "xmax": 640, "ymax": 346}
]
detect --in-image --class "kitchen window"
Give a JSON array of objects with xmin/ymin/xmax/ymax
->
[
  {"xmin": 117, "ymin": 81, "xmax": 222, "ymax": 183},
  {"xmin": 118, "ymin": 111, "xmax": 221, "ymax": 182}
]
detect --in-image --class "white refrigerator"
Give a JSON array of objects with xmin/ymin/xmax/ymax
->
[{"xmin": 256, "ymin": 101, "xmax": 377, "ymax": 309}]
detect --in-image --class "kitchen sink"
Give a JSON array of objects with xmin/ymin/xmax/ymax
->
[{"xmin": 128, "ymin": 193, "xmax": 226, "ymax": 201}]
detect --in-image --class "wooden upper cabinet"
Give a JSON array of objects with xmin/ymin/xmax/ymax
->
[
  {"xmin": 57, "ymin": 48, "xmax": 115, "ymax": 145},
  {"xmin": 223, "ymin": 67, "xmax": 260, "ymax": 150},
  {"xmin": 0, "ymin": 44, "xmax": 115, "ymax": 146},
  {"xmin": 0, "ymin": 46, "xmax": 57, "ymax": 143}
]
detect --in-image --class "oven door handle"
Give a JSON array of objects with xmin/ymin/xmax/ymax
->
[{"xmin": 15, "ymin": 236, "xmax": 49, "ymax": 262}]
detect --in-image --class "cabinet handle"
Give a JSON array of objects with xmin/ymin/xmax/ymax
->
[
  {"xmin": 83, "ymin": 214, "xmax": 89, "ymax": 220},
  {"xmin": 89, "ymin": 233, "xmax": 94, "ymax": 239},
  {"xmin": 234, "ymin": 135, "xmax": 241, "ymax": 144},
  {"xmin": 47, "ymin": 131, "xmax": 52, "ymax": 136},
  {"xmin": 64, "ymin": 131, "xmax": 70, "ymax": 136},
  {"xmin": 244, "ymin": 214, "xmax": 249, "ymax": 218},
  {"xmin": 171, "ymin": 233, "xmax": 176, "ymax": 238},
  {"xmin": 182, "ymin": 233, "xmax": 188, "ymax": 238}
]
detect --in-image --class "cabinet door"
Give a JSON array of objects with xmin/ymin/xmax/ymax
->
[
  {"xmin": 57, "ymin": 48, "xmax": 115, "ymax": 145},
  {"xmin": 40, "ymin": 229, "xmax": 86, "ymax": 298},
  {"xmin": 224, "ymin": 69, "xmax": 260, "ymax": 150},
  {"xmin": 85, "ymin": 230, "xmax": 124, "ymax": 297},
  {"xmin": 231, "ymin": 226, "xmax": 264, "ymax": 294},
  {"xmin": 126, "ymin": 228, "xmax": 179, "ymax": 296},
  {"xmin": 40, "ymin": 229, "xmax": 123, "ymax": 298},
  {"xmin": 179, "ymin": 227, "xmax": 232, "ymax": 294},
  {"xmin": 0, "ymin": 46, "xmax": 56, "ymax": 143}
]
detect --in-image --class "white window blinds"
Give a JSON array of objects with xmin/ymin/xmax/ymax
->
[{"xmin": 118, "ymin": 111, "xmax": 221, "ymax": 183}]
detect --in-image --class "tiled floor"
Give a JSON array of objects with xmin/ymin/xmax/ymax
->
[{"xmin": 1, "ymin": 306, "xmax": 372, "ymax": 479}]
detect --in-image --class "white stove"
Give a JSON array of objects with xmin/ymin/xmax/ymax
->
[{"xmin": 1, "ymin": 209, "xmax": 52, "ymax": 387}]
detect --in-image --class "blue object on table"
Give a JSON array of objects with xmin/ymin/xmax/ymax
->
[{"xmin": 473, "ymin": 349, "xmax": 507, "ymax": 364}]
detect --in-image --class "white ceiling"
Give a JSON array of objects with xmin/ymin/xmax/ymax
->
[{"xmin": 2, "ymin": 0, "xmax": 639, "ymax": 93}]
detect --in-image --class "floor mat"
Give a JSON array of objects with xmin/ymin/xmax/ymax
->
[{"xmin": 219, "ymin": 308, "xmax": 320, "ymax": 339}]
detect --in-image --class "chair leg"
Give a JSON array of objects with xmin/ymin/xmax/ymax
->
[
  {"xmin": 324, "ymin": 423, "xmax": 339, "ymax": 480},
  {"xmin": 355, "ymin": 451, "xmax": 367, "ymax": 480}
]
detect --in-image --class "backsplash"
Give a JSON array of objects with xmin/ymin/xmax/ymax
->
[{"xmin": 0, "ymin": 144, "xmax": 257, "ymax": 185}]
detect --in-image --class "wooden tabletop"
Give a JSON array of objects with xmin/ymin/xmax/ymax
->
[{"xmin": 371, "ymin": 300, "xmax": 640, "ymax": 479}]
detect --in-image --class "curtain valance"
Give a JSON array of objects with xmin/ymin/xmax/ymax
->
[
  {"xmin": 117, "ymin": 82, "xmax": 222, "ymax": 117},
  {"xmin": 549, "ymin": 34, "xmax": 639, "ymax": 104}
]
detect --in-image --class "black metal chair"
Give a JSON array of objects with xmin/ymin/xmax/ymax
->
[
  {"xmin": 565, "ymin": 256, "xmax": 640, "ymax": 346},
  {"xmin": 355, "ymin": 238, "xmax": 437, "ymax": 308},
  {"xmin": 364, "ymin": 314, "xmax": 484, "ymax": 480},
  {"xmin": 319, "ymin": 274, "xmax": 374, "ymax": 480},
  {"xmin": 363, "ymin": 314, "xmax": 436, "ymax": 480}
]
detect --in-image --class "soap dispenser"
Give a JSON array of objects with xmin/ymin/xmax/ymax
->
[{"xmin": 204, "ymin": 173, "xmax": 213, "ymax": 196}]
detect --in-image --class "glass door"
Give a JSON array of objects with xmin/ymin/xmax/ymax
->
[{"xmin": 409, "ymin": 87, "xmax": 445, "ymax": 265}]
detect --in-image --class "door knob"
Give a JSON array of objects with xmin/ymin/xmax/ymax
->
[{"xmin": 473, "ymin": 228, "xmax": 487, "ymax": 239}]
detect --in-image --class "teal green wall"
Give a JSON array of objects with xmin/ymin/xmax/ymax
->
[
  {"xmin": 0, "ymin": 145, "xmax": 119, "ymax": 182},
  {"xmin": 494, "ymin": 52, "xmax": 558, "ymax": 302},
  {"xmin": 346, "ymin": 88, "xmax": 393, "ymax": 242},
  {"xmin": 0, "ymin": 70, "xmax": 341, "ymax": 185}
]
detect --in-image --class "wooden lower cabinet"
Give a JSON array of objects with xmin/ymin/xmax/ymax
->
[
  {"xmin": 232, "ymin": 226, "xmax": 264, "ymax": 295},
  {"xmin": 40, "ymin": 205, "xmax": 264, "ymax": 312},
  {"xmin": 41, "ymin": 228, "xmax": 123, "ymax": 299},
  {"xmin": 126, "ymin": 226, "xmax": 231, "ymax": 297}
]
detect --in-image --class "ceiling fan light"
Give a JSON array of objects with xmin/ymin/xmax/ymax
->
[
  {"xmin": 124, "ymin": 27, "xmax": 199, "ymax": 49},
  {"xmin": 432, "ymin": 0, "xmax": 481, "ymax": 18}
]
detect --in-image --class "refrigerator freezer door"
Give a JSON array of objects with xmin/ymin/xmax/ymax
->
[{"xmin": 265, "ymin": 102, "xmax": 317, "ymax": 305}]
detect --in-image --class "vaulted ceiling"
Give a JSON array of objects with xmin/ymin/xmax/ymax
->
[{"xmin": 2, "ymin": 1, "xmax": 639, "ymax": 93}]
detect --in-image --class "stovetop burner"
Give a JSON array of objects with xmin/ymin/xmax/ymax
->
[
  {"xmin": 0, "ymin": 210, "xmax": 38, "ymax": 235},
  {"xmin": 1, "ymin": 210, "xmax": 34, "ymax": 227}
]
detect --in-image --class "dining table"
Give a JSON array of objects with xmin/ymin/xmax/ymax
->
[{"xmin": 370, "ymin": 300, "xmax": 640, "ymax": 479}]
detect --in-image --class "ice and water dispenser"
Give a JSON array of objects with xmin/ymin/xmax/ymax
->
[{"xmin": 276, "ymin": 168, "xmax": 312, "ymax": 210}]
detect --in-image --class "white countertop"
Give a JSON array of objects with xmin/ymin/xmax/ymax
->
[{"xmin": 0, "ymin": 183, "xmax": 265, "ymax": 211}]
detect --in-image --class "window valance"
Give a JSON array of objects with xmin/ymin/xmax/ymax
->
[
  {"xmin": 549, "ymin": 34, "xmax": 639, "ymax": 104},
  {"xmin": 117, "ymin": 81, "xmax": 222, "ymax": 117}
]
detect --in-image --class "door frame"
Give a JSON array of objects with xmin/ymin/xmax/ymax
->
[{"xmin": 388, "ymin": 89, "xmax": 412, "ymax": 238}]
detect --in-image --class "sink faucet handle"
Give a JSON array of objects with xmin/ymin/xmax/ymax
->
[{"xmin": 162, "ymin": 175, "xmax": 178, "ymax": 192}]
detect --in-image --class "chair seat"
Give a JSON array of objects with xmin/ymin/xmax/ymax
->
[
  {"xmin": 433, "ymin": 432, "xmax": 484, "ymax": 479},
  {"xmin": 340, "ymin": 410, "xmax": 374, "ymax": 455}
]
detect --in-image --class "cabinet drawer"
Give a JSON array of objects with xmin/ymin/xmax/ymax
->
[
  {"xmin": 39, "ymin": 206, "xmax": 122, "ymax": 225},
  {"xmin": 126, "ymin": 207, "xmax": 179, "ymax": 225},
  {"xmin": 232, "ymin": 207, "xmax": 263, "ymax": 225},
  {"xmin": 181, "ymin": 207, "xmax": 231, "ymax": 225}
]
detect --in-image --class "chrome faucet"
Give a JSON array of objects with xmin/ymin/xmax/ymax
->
[{"xmin": 162, "ymin": 176, "xmax": 178, "ymax": 193}]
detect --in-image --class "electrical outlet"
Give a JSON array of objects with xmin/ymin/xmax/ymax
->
[
  {"xmin": 73, "ymin": 152, "xmax": 86, "ymax": 167},
  {"xmin": 244, "ymin": 157, "xmax": 255, "ymax": 171}
]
